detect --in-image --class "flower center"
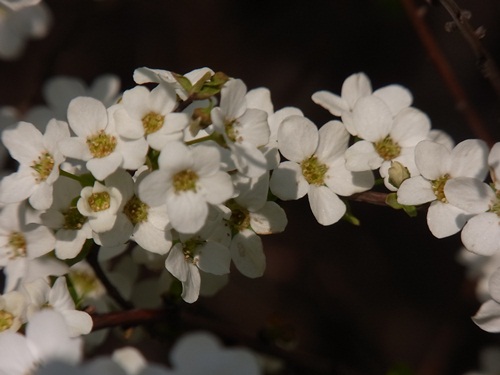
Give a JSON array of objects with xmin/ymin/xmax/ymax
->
[
  {"xmin": 87, "ymin": 192, "xmax": 111, "ymax": 212},
  {"xmin": 226, "ymin": 200, "xmax": 251, "ymax": 233},
  {"xmin": 86, "ymin": 130, "xmax": 117, "ymax": 158},
  {"xmin": 489, "ymin": 190, "xmax": 500, "ymax": 216},
  {"xmin": 8, "ymin": 232, "xmax": 26, "ymax": 259},
  {"xmin": 69, "ymin": 271, "xmax": 100, "ymax": 299},
  {"xmin": 182, "ymin": 239, "xmax": 202, "ymax": 264},
  {"xmin": 63, "ymin": 206, "xmax": 88, "ymax": 230},
  {"xmin": 123, "ymin": 195, "xmax": 149, "ymax": 225},
  {"xmin": 0, "ymin": 310, "xmax": 14, "ymax": 331},
  {"xmin": 31, "ymin": 151, "xmax": 54, "ymax": 183},
  {"xmin": 431, "ymin": 174, "xmax": 450, "ymax": 203},
  {"xmin": 375, "ymin": 136, "xmax": 401, "ymax": 161},
  {"xmin": 301, "ymin": 155, "xmax": 328, "ymax": 185},
  {"xmin": 225, "ymin": 120, "xmax": 240, "ymax": 143},
  {"xmin": 142, "ymin": 112, "xmax": 165, "ymax": 135},
  {"xmin": 173, "ymin": 170, "xmax": 199, "ymax": 193}
]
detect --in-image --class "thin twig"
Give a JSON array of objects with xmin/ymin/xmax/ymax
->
[
  {"xmin": 86, "ymin": 244, "xmax": 134, "ymax": 310},
  {"xmin": 400, "ymin": 0, "xmax": 495, "ymax": 147},
  {"xmin": 349, "ymin": 191, "xmax": 389, "ymax": 206},
  {"xmin": 438, "ymin": 0, "xmax": 500, "ymax": 102}
]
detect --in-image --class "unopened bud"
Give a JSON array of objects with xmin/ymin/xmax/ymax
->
[{"xmin": 388, "ymin": 161, "xmax": 410, "ymax": 189}]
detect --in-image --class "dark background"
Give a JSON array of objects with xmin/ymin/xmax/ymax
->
[{"xmin": 2, "ymin": 0, "xmax": 500, "ymax": 374}]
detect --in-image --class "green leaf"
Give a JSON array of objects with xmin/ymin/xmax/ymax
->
[{"xmin": 385, "ymin": 193, "xmax": 417, "ymax": 217}]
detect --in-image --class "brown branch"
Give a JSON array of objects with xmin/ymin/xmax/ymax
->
[
  {"xmin": 349, "ymin": 191, "xmax": 389, "ymax": 206},
  {"xmin": 400, "ymin": 0, "xmax": 495, "ymax": 147},
  {"xmin": 438, "ymin": 0, "xmax": 500, "ymax": 102}
]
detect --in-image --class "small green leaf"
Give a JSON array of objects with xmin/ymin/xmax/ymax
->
[
  {"xmin": 172, "ymin": 72, "xmax": 192, "ymax": 93},
  {"xmin": 385, "ymin": 193, "xmax": 417, "ymax": 217}
]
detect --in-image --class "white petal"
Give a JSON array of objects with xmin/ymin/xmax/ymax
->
[
  {"xmin": 2, "ymin": 121, "xmax": 43, "ymax": 164},
  {"xmin": 415, "ymin": 140, "xmax": 451, "ymax": 180},
  {"xmin": 344, "ymin": 141, "xmax": 382, "ymax": 171},
  {"xmin": 220, "ymin": 79, "xmax": 247, "ymax": 120},
  {"xmin": 311, "ymin": 91, "xmax": 348, "ymax": 117},
  {"xmin": 390, "ymin": 107, "xmax": 430, "ymax": 147},
  {"xmin": 315, "ymin": 120, "xmax": 349, "ymax": 163},
  {"xmin": 165, "ymin": 245, "xmax": 189, "ymax": 282},
  {"xmin": 250, "ymin": 201, "xmax": 287, "ymax": 234},
  {"xmin": 246, "ymin": 87, "xmax": 273, "ymax": 115},
  {"xmin": 27, "ymin": 310, "xmax": 82, "ymax": 364},
  {"xmin": 472, "ymin": 299, "xmax": 500, "ymax": 333},
  {"xmin": 166, "ymin": 190, "xmax": 207, "ymax": 234},
  {"xmin": 325, "ymin": 162, "xmax": 374, "ymax": 195},
  {"xmin": 308, "ymin": 185, "xmax": 346, "ymax": 225},
  {"xmin": 269, "ymin": 161, "xmax": 308, "ymax": 200},
  {"xmin": 197, "ymin": 242, "xmax": 231, "ymax": 275},
  {"xmin": 277, "ymin": 115, "xmax": 318, "ymax": 162},
  {"xmin": 230, "ymin": 230, "xmax": 265, "ymax": 278},
  {"xmin": 86, "ymin": 152, "xmax": 122, "ymax": 181},
  {"xmin": 137, "ymin": 170, "xmax": 169, "ymax": 207},
  {"xmin": 450, "ymin": 139, "xmax": 488, "ymax": 180},
  {"xmin": 461, "ymin": 213, "xmax": 500, "ymax": 256},
  {"xmin": 373, "ymin": 84, "xmax": 412, "ymax": 115},
  {"xmin": 342, "ymin": 72, "xmax": 372, "ymax": 109},
  {"xmin": 427, "ymin": 201, "xmax": 471, "ymax": 238},
  {"xmin": 200, "ymin": 172, "xmax": 234, "ymax": 205},
  {"xmin": 67, "ymin": 97, "xmax": 108, "ymax": 136},
  {"xmin": 489, "ymin": 268, "xmax": 500, "ymax": 303},
  {"xmin": 445, "ymin": 177, "xmax": 494, "ymax": 214},
  {"xmin": 351, "ymin": 96, "xmax": 392, "ymax": 142},
  {"xmin": 397, "ymin": 176, "xmax": 435, "ymax": 205},
  {"xmin": 133, "ymin": 223, "xmax": 172, "ymax": 255},
  {"xmin": 231, "ymin": 142, "xmax": 268, "ymax": 177}
]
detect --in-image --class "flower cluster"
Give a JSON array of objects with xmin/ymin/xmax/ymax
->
[{"xmin": 2, "ymin": 65, "xmax": 500, "ymax": 373}]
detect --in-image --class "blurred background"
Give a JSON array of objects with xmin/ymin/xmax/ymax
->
[{"xmin": 1, "ymin": 0, "xmax": 500, "ymax": 374}]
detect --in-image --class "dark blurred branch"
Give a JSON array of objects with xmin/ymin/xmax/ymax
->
[
  {"xmin": 401, "ymin": 0, "xmax": 495, "ymax": 147},
  {"xmin": 91, "ymin": 307, "xmax": 333, "ymax": 374},
  {"xmin": 87, "ymin": 245, "xmax": 134, "ymax": 310}
]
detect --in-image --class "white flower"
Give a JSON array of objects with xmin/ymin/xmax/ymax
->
[
  {"xmin": 0, "ymin": 309, "xmax": 82, "ymax": 375},
  {"xmin": 22, "ymin": 277, "xmax": 93, "ymax": 337},
  {"xmin": 94, "ymin": 169, "xmax": 173, "ymax": 251},
  {"xmin": 114, "ymin": 84, "xmax": 190, "ymax": 151},
  {"xmin": 0, "ymin": 202, "xmax": 56, "ymax": 292},
  {"xmin": 166, "ymin": 221, "xmax": 231, "ymax": 303},
  {"xmin": 270, "ymin": 116, "xmax": 374, "ymax": 226},
  {"xmin": 139, "ymin": 141, "xmax": 233, "ymax": 234},
  {"xmin": 0, "ymin": 290, "xmax": 27, "ymax": 332},
  {"xmin": 211, "ymin": 79, "xmax": 270, "ymax": 177},
  {"xmin": 59, "ymin": 97, "xmax": 148, "ymax": 181},
  {"xmin": 25, "ymin": 74, "xmax": 121, "ymax": 128},
  {"xmin": 261, "ymin": 106, "xmax": 303, "ymax": 170},
  {"xmin": 0, "ymin": 2, "xmax": 51, "ymax": 60},
  {"xmin": 76, "ymin": 179, "xmax": 123, "ymax": 244},
  {"xmin": 397, "ymin": 139, "xmax": 489, "ymax": 238},
  {"xmin": 343, "ymin": 95, "xmax": 431, "ymax": 190},
  {"xmin": 166, "ymin": 331, "xmax": 261, "ymax": 375},
  {"xmin": 312, "ymin": 72, "xmax": 412, "ymax": 135},
  {"xmin": 226, "ymin": 175, "xmax": 287, "ymax": 278},
  {"xmin": 41, "ymin": 176, "xmax": 92, "ymax": 260},
  {"xmin": 0, "ymin": 0, "xmax": 40, "ymax": 11},
  {"xmin": 461, "ymin": 143, "xmax": 500, "ymax": 256},
  {"xmin": 133, "ymin": 66, "xmax": 215, "ymax": 101},
  {"xmin": 0, "ymin": 120, "xmax": 69, "ymax": 210}
]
